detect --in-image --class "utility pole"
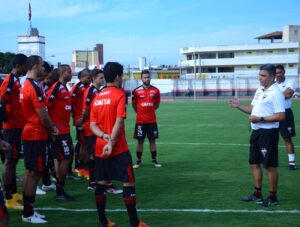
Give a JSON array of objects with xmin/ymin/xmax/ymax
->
[{"xmin": 85, "ymin": 48, "xmax": 89, "ymax": 68}]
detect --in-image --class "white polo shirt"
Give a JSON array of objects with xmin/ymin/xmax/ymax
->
[
  {"xmin": 276, "ymin": 79, "xmax": 296, "ymax": 109},
  {"xmin": 251, "ymin": 83, "xmax": 285, "ymax": 130}
]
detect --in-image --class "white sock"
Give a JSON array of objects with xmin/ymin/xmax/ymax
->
[{"xmin": 288, "ymin": 154, "xmax": 295, "ymax": 163}]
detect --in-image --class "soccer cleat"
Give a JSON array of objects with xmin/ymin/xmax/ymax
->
[
  {"xmin": 75, "ymin": 169, "xmax": 89, "ymax": 180},
  {"xmin": 34, "ymin": 211, "xmax": 46, "ymax": 219},
  {"xmin": 22, "ymin": 213, "xmax": 47, "ymax": 224},
  {"xmin": 66, "ymin": 172, "xmax": 81, "ymax": 180},
  {"xmin": 6, "ymin": 198, "xmax": 23, "ymax": 210},
  {"xmin": 136, "ymin": 221, "xmax": 150, "ymax": 227},
  {"xmin": 241, "ymin": 193, "xmax": 263, "ymax": 204},
  {"xmin": 42, "ymin": 183, "xmax": 56, "ymax": 191},
  {"xmin": 16, "ymin": 176, "xmax": 23, "ymax": 183},
  {"xmin": 55, "ymin": 191, "xmax": 75, "ymax": 201},
  {"xmin": 88, "ymin": 186, "xmax": 96, "ymax": 191},
  {"xmin": 12, "ymin": 193, "xmax": 23, "ymax": 202},
  {"xmin": 152, "ymin": 161, "xmax": 162, "ymax": 168},
  {"xmin": 261, "ymin": 197, "xmax": 279, "ymax": 207},
  {"xmin": 288, "ymin": 162, "xmax": 296, "ymax": 170},
  {"xmin": 133, "ymin": 161, "xmax": 142, "ymax": 169},
  {"xmin": 36, "ymin": 186, "xmax": 46, "ymax": 195},
  {"xmin": 106, "ymin": 185, "xmax": 123, "ymax": 194},
  {"xmin": 99, "ymin": 219, "xmax": 116, "ymax": 227}
]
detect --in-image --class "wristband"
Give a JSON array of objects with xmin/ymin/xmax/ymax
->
[{"xmin": 260, "ymin": 117, "xmax": 265, "ymax": 123}]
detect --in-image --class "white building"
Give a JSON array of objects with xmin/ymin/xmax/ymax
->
[
  {"xmin": 179, "ymin": 25, "xmax": 300, "ymax": 79},
  {"xmin": 17, "ymin": 28, "xmax": 45, "ymax": 59}
]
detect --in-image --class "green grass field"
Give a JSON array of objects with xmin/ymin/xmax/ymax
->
[{"xmin": 5, "ymin": 100, "xmax": 300, "ymax": 226}]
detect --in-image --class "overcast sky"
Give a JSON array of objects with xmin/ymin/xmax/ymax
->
[{"xmin": 0, "ymin": 0, "xmax": 299, "ymax": 67}]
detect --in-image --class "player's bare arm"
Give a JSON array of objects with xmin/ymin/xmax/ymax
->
[{"xmin": 229, "ymin": 98, "xmax": 253, "ymax": 114}]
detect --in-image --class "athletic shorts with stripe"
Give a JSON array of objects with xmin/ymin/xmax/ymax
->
[
  {"xmin": 3, "ymin": 128, "xmax": 23, "ymax": 160},
  {"xmin": 51, "ymin": 134, "xmax": 74, "ymax": 161},
  {"xmin": 23, "ymin": 140, "xmax": 48, "ymax": 172},
  {"xmin": 133, "ymin": 123, "xmax": 159, "ymax": 140},
  {"xmin": 95, "ymin": 151, "xmax": 135, "ymax": 183}
]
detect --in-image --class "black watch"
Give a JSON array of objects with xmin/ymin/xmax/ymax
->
[{"xmin": 260, "ymin": 117, "xmax": 265, "ymax": 123}]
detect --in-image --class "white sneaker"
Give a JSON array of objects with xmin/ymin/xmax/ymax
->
[
  {"xmin": 152, "ymin": 162, "xmax": 162, "ymax": 168},
  {"xmin": 42, "ymin": 183, "xmax": 56, "ymax": 191},
  {"xmin": 22, "ymin": 213, "xmax": 47, "ymax": 223},
  {"xmin": 34, "ymin": 211, "xmax": 46, "ymax": 219},
  {"xmin": 36, "ymin": 186, "xmax": 46, "ymax": 195}
]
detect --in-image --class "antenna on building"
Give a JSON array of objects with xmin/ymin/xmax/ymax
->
[{"xmin": 28, "ymin": 2, "xmax": 32, "ymax": 31}]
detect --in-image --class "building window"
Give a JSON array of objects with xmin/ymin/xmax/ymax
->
[
  {"xmin": 201, "ymin": 67, "xmax": 216, "ymax": 73},
  {"xmin": 246, "ymin": 51, "xmax": 252, "ymax": 54},
  {"xmin": 218, "ymin": 67, "xmax": 234, "ymax": 73},
  {"xmin": 247, "ymin": 66, "xmax": 252, "ymax": 69},
  {"xmin": 267, "ymin": 50, "xmax": 273, "ymax": 53},
  {"xmin": 199, "ymin": 53, "xmax": 216, "ymax": 59},
  {"xmin": 187, "ymin": 68, "xmax": 194, "ymax": 74},
  {"xmin": 218, "ymin": 52, "xmax": 234, "ymax": 58},
  {"xmin": 288, "ymin": 49, "xmax": 295, "ymax": 52},
  {"xmin": 187, "ymin": 55, "xmax": 192, "ymax": 60},
  {"xmin": 288, "ymin": 64, "xmax": 294, "ymax": 68}
]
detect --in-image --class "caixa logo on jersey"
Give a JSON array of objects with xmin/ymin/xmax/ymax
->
[
  {"xmin": 65, "ymin": 105, "xmax": 71, "ymax": 111},
  {"xmin": 141, "ymin": 102, "xmax": 153, "ymax": 107},
  {"xmin": 94, "ymin": 99, "xmax": 111, "ymax": 106}
]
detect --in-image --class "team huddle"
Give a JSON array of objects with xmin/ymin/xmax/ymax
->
[
  {"xmin": 0, "ymin": 54, "xmax": 161, "ymax": 227},
  {"xmin": 0, "ymin": 55, "xmax": 297, "ymax": 226}
]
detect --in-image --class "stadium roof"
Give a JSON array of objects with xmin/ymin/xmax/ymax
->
[{"xmin": 255, "ymin": 31, "xmax": 282, "ymax": 40}]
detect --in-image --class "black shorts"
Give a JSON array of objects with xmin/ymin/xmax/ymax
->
[
  {"xmin": 249, "ymin": 128, "xmax": 279, "ymax": 168},
  {"xmin": 3, "ymin": 128, "xmax": 23, "ymax": 160},
  {"xmin": 0, "ymin": 185, "xmax": 8, "ymax": 218},
  {"xmin": 95, "ymin": 151, "xmax": 135, "ymax": 183},
  {"xmin": 279, "ymin": 108, "xmax": 296, "ymax": 139},
  {"xmin": 23, "ymin": 140, "xmax": 48, "ymax": 172},
  {"xmin": 86, "ymin": 135, "xmax": 96, "ymax": 157},
  {"xmin": 134, "ymin": 123, "xmax": 159, "ymax": 140},
  {"xmin": 52, "ymin": 134, "xmax": 74, "ymax": 161}
]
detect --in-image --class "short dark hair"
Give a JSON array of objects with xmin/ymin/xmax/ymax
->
[
  {"xmin": 12, "ymin": 54, "xmax": 27, "ymax": 67},
  {"xmin": 26, "ymin": 55, "xmax": 42, "ymax": 70},
  {"xmin": 103, "ymin": 62, "xmax": 123, "ymax": 83},
  {"xmin": 260, "ymin": 64, "xmax": 276, "ymax": 77},
  {"xmin": 91, "ymin": 68, "xmax": 104, "ymax": 80},
  {"xmin": 276, "ymin": 64, "xmax": 285, "ymax": 72},
  {"xmin": 58, "ymin": 64, "xmax": 71, "ymax": 76},
  {"xmin": 78, "ymin": 68, "xmax": 90, "ymax": 79},
  {"xmin": 43, "ymin": 61, "xmax": 52, "ymax": 73},
  {"xmin": 141, "ymin": 69, "xmax": 150, "ymax": 77},
  {"xmin": 49, "ymin": 68, "xmax": 59, "ymax": 81}
]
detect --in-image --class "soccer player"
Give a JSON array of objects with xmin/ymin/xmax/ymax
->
[
  {"xmin": 36, "ymin": 61, "xmax": 57, "ymax": 195},
  {"xmin": 70, "ymin": 68, "xmax": 91, "ymax": 179},
  {"xmin": 46, "ymin": 64, "xmax": 75, "ymax": 201},
  {"xmin": 82, "ymin": 69, "xmax": 105, "ymax": 190},
  {"xmin": 0, "ymin": 53, "xmax": 27, "ymax": 209},
  {"xmin": 90, "ymin": 62, "xmax": 149, "ymax": 227},
  {"xmin": 0, "ymin": 138, "xmax": 12, "ymax": 227},
  {"xmin": 20, "ymin": 55, "xmax": 58, "ymax": 223},
  {"xmin": 275, "ymin": 65, "xmax": 297, "ymax": 170},
  {"xmin": 132, "ymin": 70, "xmax": 161, "ymax": 168},
  {"xmin": 230, "ymin": 64, "xmax": 285, "ymax": 207},
  {"xmin": 82, "ymin": 69, "xmax": 122, "ymax": 194}
]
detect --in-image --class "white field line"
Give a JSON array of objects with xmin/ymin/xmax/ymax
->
[
  {"xmin": 73, "ymin": 142, "xmax": 300, "ymax": 148},
  {"xmin": 35, "ymin": 207, "xmax": 300, "ymax": 214}
]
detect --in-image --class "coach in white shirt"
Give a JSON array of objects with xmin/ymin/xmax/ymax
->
[
  {"xmin": 229, "ymin": 64, "xmax": 285, "ymax": 207},
  {"xmin": 276, "ymin": 65, "xmax": 297, "ymax": 170}
]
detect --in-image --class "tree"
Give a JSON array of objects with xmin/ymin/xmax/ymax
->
[{"xmin": 0, "ymin": 52, "xmax": 16, "ymax": 74}]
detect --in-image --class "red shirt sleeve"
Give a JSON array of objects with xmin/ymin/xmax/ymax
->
[
  {"xmin": 117, "ymin": 93, "xmax": 126, "ymax": 119},
  {"xmin": 0, "ymin": 77, "xmax": 9, "ymax": 101}
]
